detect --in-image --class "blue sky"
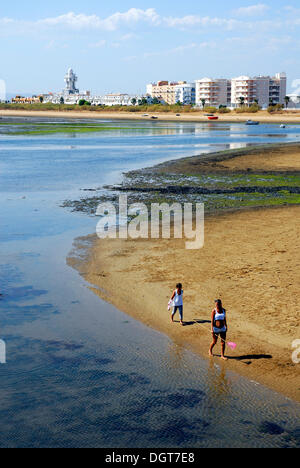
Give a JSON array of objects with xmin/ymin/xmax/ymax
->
[{"xmin": 2, "ymin": 1, "xmax": 300, "ymax": 95}]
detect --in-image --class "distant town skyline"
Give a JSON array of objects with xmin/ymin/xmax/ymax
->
[{"xmin": 2, "ymin": 0, "xmax": 300, "ymax": 95}]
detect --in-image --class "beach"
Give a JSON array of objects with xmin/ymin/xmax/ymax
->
[
  {"xmin": 68, "ymin": 144, "xmax": 300, "ymax": 402},
  {"xmin": 2, "ymin": 108, "xmax": 300, "ymax": 123}
]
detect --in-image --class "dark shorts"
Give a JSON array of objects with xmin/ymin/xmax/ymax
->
[{"xmin": 214, "ymin": 330, "xmax": 227, "ymax": 341}]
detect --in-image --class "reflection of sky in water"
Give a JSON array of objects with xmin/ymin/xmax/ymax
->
[{"xmin": 0, "ymin": 119, "xmax": 299, "ymax": 448}]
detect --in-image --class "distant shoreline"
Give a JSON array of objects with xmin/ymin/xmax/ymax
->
[{"xmin": 1, "ymin": 108, "xmax": 300, "ymax": 124}]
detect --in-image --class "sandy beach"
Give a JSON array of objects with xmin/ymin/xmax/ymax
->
[
  {"xmin": 148, "ymin": 143, "xmax": 300, "ymax": 175},
  {"xmin": 1, "ymin": 108, "xmax": 300, "ymax": 124},
  {"xmin": 67, "ymin": 142, "xmax": 300, "ymax": 402},
  {"xmin": 69, "ymin": 206, "xmax": 300, "ymax": 401}
]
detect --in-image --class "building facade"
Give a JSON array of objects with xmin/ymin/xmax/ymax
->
[
  {"xmin": 195, "ymin": 78, "xmax": 230, "ymax": 108},
  {"xmin": 174, "ymin": 83, "xmax": 196, "ymax": 105},
  {"xmin": 231, "ymin": 73, "xmax": 287, "ymax": 107},
  {"xmin": 11, "ymin": 95, "xmax": 42, "ymax": 104},
  {"xmin": 147, "ymin": 81, "xmax": 187, "ymax": 105},
  {"xmin": 92, "ymin": 94, "xmax": 152, "ymax": 106},
  {"xmin": 269, "ymin": 73, "xmax": 287, "ymax": 105}
]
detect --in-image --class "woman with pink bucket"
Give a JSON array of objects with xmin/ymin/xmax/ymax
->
[{"xmin": 209, "ymin": 299, "xmax": 237, "ymax": 360}]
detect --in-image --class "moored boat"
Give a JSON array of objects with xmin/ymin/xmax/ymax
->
[{"xmin": 246, "ymin": 120, "xmax": 260, "ymax": 125}]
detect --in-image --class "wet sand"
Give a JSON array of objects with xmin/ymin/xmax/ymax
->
[{"xmin": 1, "ymin": 108, "xmax": 300, "ymax": 124}]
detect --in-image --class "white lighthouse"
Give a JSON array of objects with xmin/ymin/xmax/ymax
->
[{"xmin": 64, "ymin": 68, "xmax": 79, "ymax": 95}]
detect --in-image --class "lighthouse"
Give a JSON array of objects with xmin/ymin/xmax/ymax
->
[{"xmin": 64, "ymin": 68, "xmax": 79, "ymax": 95}]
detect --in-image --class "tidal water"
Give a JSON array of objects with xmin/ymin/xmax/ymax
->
[{"xmin": 0, "ymin": 117, "xmax": 299, "ymax": 448}]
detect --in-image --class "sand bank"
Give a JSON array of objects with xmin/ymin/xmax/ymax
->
[
  {"xmin": 146, "ymin": 143, "xmax": 300, "ymax": 175},
  {"xmin": 1, "ymin": 108, "xmax": 300, "ymax": 124},
  {"xmin": 68, "ymin": 205, "xmax": 300, "ymax": 402}
]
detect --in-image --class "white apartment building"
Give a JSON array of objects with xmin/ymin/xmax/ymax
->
[
  {"xmin": 174, "ymin": 83, "xmax": 196, "ymax": 105},
  {"xmin": 195, "ymin": 78, "xmax": 230, "ymax": 108},
  {"xmin": 231, "ymin": 73, "xmax": 287, "ymax": 107},
  {"xmin": 92, "ymin": 93, "xmax": 132, "ymax": 106},
  {"xmin": 92, "ymin": 94, "xmax": 152, "ymax": 106},
  {"xmin": 43, "ymin": 91, "xmax": 91, "ymax": 105}
]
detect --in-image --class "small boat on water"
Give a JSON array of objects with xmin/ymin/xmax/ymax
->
[
  {"xmin": 208, "ymin": 116, "xmax": 219, "ymax": 121},
  {"xmin": 246, "ymin": 120, "xmax": 260, "ymax": 125},
  {"xmin": 280, "ymin": 124, "xmax": 286, "ymax": 128}
]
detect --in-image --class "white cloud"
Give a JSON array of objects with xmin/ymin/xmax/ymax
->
[
  {"xmin": 38, "ymin": 8, "xmax": 160, "ymax": 31},
  {"xmin": 133, "ymin": 42, "xmax": 216, "ymax": 60},
  {"xmin": 121, "ymin": 33, "xmax": 139, "ymax": 41},
  {"xmin": 89, "ymin": 40, "xmax": 107, "ymax": 48},
  {"xmin": 163, "ymin": 15, "xmax": 239, "ymax": 30},
  {"xmin": 0, "ymin": 8, "xmax": 275, "ymax": 36},
  {"xmin": 0, "ymin": 8, "xmax": 160, "ymax": 36},
  {"xmin": 1, "ymin": 6, "xmax": 299, "ymax": 40},
  {"xmin": 234, "ymin": 4, "xmax": 269, "ymax": 17}
]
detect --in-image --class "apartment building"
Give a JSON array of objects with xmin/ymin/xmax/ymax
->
[
  {"xmin": 146, "ymin": 81, "xmax": 187, "ymax": 105},
  {"xmin": 195, "ymin": 78, "xmax": 230, "ymax": 108},
  {"xmin": 174, "ymin": 83, "xmax": 196, "ymax": 105},
  {"xmin": 231, "ymin": 73, "xmax": 287, "ymax": 107},
  {"xmin": 11, "ymin": 95, "xmax": 42, "ymax": 104}
]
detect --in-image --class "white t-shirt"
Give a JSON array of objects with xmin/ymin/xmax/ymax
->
[{"xmin": 174, "ymin": 290, "xmax": 183, "ymax": 306}]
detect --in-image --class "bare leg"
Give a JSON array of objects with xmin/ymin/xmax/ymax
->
[
  {"xmin": 209, "ymin": 335, "xmax": 218, "ymax": 357},
  {"xmin": 171, "ymin": 307, "xmax": 176, "ymax": 323},
  {"xmin": 221, "ymin": 336, "xmax": 228, "ymax": 361}
]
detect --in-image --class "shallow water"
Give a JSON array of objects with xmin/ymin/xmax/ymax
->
[{"xmin": 0, "ymin": 118, "xmax": 299, "ymax": 448}]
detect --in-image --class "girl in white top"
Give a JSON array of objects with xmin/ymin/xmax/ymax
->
[{"xmin": 171, "ymin": 283, "xmax": 184, "ymax": 326}]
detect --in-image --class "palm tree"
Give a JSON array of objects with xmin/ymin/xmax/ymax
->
[
  {"xmin": 239, "ymin": 96, "xmax": 245, "ymax": 107},
  {"xmin": 284, "ymin": 96, "xmax": 290, "ymax": 109},
  {"xmin": 131, "ymin": 98, "xmax": 137, "ymax": 106},
  {"xmin": 201, "ymin": 99, "xmax": 206, "ymax": 109}
]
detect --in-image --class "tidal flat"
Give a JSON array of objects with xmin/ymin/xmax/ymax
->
[{"xmin": 62, "ymin": 144, "xmax": 300, "ymax": 216}]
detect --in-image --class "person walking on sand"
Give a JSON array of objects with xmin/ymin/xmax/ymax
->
[
  {"xmin": 209, "ymin": 299, "xmax": 228, "ymax": 361},
  {"xmin": 171, "ymin": 283, "xmax": 184, "ymax": 326}
]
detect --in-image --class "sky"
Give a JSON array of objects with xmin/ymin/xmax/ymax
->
[{"xmin": 1, "ymin": 0, "xmax": 300, "ymax": 96}]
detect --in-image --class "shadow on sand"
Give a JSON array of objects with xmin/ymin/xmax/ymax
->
[
  {"xmin": 182, "ymin": 319, "xmax": 211, "ymax": 327},
  {"xmin": 228, "ymin": 354, "xmax": 273, "ymax": 361}
]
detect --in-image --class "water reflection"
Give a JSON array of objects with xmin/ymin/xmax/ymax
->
[
  {"xmin": 167, "ymin": 342, "xmax": 185, "ymax": 370},
  {"xmin": 207, "ymin": 360, "xmax": 231, "ymax": 402}
]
